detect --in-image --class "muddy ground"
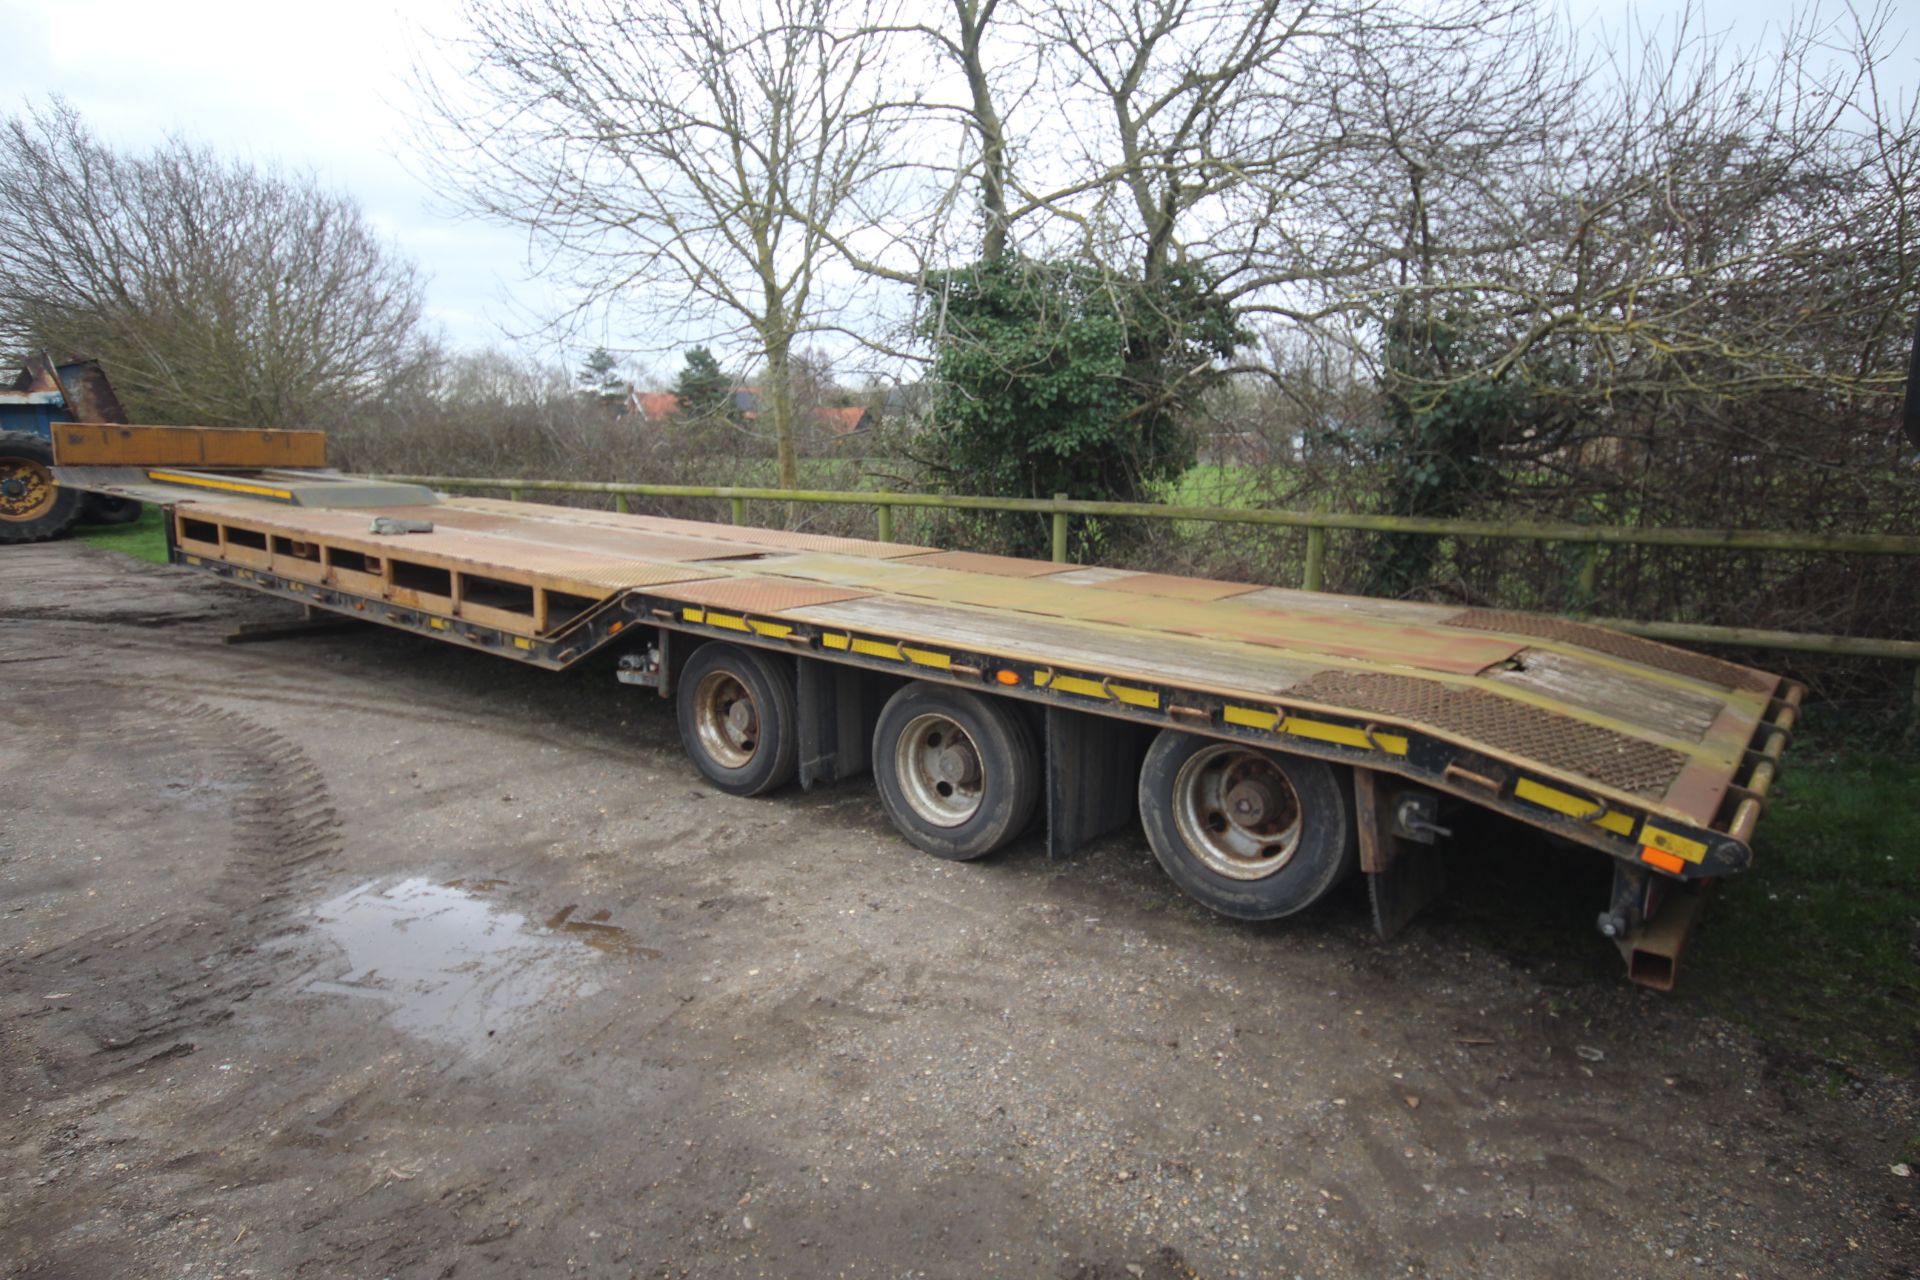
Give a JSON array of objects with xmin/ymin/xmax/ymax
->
[{"xmin": 1, "ymin": 541, "xmax": 1914, "ymax": 1280}]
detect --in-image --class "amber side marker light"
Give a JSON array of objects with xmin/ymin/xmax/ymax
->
[
  {"xmin": 1640, "ymin": 845, "xmax": 1686, "ymax": 875},
  {"xmin": 995, "ymin": 669, "xmax": 1020, "ymax": 685}
]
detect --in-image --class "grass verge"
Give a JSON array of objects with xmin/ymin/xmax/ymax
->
[
  {"xmin": 76, "ymin": 505, "xmax": 168, "ymax": 565},
  {"xmin": 1436, "ymin": 725, "xmax": 1919, "ymax": 1076},
  {"xmin": 1687, "ymin": 732, "xmax": 1920, "ymax": 1073}
]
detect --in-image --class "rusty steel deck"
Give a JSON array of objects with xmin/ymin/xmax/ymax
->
[{"xmin": 62, "ymin": 456, "xmax": 1792, "ymax": 884}]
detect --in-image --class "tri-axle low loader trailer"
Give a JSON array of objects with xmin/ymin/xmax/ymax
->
[{"xmin": 47, "ymin": 422, "xmax": 1803, "ymax": 989}]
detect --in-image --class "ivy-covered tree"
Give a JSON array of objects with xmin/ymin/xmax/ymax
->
[
  {"xmin": 915, "ymin": 256, "xmax": 1245, "ymax": 557},
  {"xmin": 1362, "ymin": 309, "xmax": 1563, "ymax": 598},
  {"xmin": 672, "ymin": 346, "xmax": 734, "ymax": 426}
]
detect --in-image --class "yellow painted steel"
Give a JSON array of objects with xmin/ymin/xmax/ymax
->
[
  {"xmin": 1033, "ymin": 671, "xmax": 1161, "ymax": 710},
  {"xmin": 1281, "ymin": 718, "xmax": 1409, "ymax": 755},
  {"xmin": 1514, "ymin": 777, "xmax": 1638, "ymax": 836},
  {"xmin": 682, "ymin": 606, "xmax": 752, "ymax": 633},
  {"xmin": 1642, "ymin": 825, "xmax": 1709, "ymax": 863},
  {"xmin": 147, "ymin": 471, "xmax": 294, "ymax": 500}
]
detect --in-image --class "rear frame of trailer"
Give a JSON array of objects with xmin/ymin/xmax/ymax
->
[{"xmin": 49, "ymin": 423, "xmax": 1803, "ymax": 988}]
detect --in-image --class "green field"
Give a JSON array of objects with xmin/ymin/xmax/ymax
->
[
  {"xmin": 1689, "ymin": 733, "xmax": 1920, "ymax": 1072},
  {"xmin": 76, "ymin": 506, "xmax": 168, "ymax": 564}
]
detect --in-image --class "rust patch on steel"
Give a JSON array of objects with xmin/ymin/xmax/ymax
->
[
  {"xmin": 1283, "ymin": 670, "xmax": 1689, "ymax": 798},
  {"xmin": 52, "ymin": 423, "xmax": 327, "ymax": 469},
  {"xmin": 650, "ymin": 577, "xmax": 875, "ymax": 614},
  {"xmin": 903, "ymin": 550, "xmax": 1077, "ymax": 577},
  {"xmin": 1081, "ymin": 571, "xmax": 1262, "ymax": 602},
  {"xmin": 447, "ymin": 499, "xmax": 927, "ymax": 559},
  {"xmin": 1444, "ymin": 609, "xmax": 1771, "ymax": 693}
]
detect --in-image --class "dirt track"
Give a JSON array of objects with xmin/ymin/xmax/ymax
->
[{"xmin": 2, "ymin": 541, "xmax": 1914, "ymax": 1279}]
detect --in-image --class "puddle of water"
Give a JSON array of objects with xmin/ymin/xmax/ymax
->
[{"xmin": 304, "ymin": 877, "xmax": 648, "ymax": 1051}]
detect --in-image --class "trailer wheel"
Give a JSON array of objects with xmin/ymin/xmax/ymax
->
[
  {"xmin": 1138, "ymin": 730, "xmax": 1356, "ymax": 920},
  {"xmin": 675, "ymin": 643, "xmax": 798, "ymax": 796},
  {"xmin": 873, "ymin": 683, "xmax": 1038, "ymax": 861},
  {"xmin": 0, "ymin": 431, "xmax": 81, "ymax": 545}
]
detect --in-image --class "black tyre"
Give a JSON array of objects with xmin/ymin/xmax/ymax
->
[
  {"xmin": 0, "ymin": 431, "xmax": 81, "ymax": 544},
  {"xmin": 82, "ymin": 493, "xmax": 144, "ymax": 525},
  {"xmin": 873, "ymin": 682, "xmax": 1039, "ymax": 861},
  {"xmin": 675, "ymin": 643, "xmax": 799, "ymax": 796},
  {"xmin": 1138, "ymin": 730, "xmax": 1356, "ymax": 920}
]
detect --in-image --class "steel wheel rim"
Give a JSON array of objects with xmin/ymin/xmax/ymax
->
[
  {"xmin": 1171, "ymin": 744, "xmax": 1304, "ymax": 880},
  {"xmin": 0, "ymin": 455, "xmax": 55, "ymax": 522},
  {"xmin": 693, "ymin": 669, "xmax": 760, "ymax": 769},
  {"xmin": 894, "ymin": 712, "xmax": 985, "ymax": 828}
]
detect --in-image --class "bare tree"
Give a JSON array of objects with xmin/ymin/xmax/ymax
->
[
  {"xmin": 421, "ymin": 0, "xmax": 902, "ymax": 490},
  {"xmin": 0, "ymin": 99, "xmax": 431, "ymax": 429}
]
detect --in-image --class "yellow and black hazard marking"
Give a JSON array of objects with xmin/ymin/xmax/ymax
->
[{"xmin": 166, "ymin": 537, "xmax": 1748, "ymax": 884}]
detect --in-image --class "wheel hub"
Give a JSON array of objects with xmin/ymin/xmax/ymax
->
[
  {"xmin": 692, "ymin": 670, "xmax": 760, "ymax": 769},
  {"xmin": 934, "ymin": 742, "xmax": 981, "ymax": 787},
  {"xmin": 894, "ymin": 713, "xmax": 986, "ymax": 828},
  {"xmin": 0, "ymin": 457, "xmax": 56, "ymax": 521},
  {"xmin": 1171, "ymin": 745, "xmax": 1305, "ymax": 881},
  {"xmin": 1226, "ymin": 777, "xmax": 1280, "ymax": 826}
]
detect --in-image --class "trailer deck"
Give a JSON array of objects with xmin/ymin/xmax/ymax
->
[{"xmin": 51, "ymin": 439, "xmax": 1801, "ymax": 986}]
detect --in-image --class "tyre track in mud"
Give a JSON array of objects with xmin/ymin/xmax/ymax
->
[{"xmin": 1, "ymin": 684, "xmax": 343, "ymax": 1085}]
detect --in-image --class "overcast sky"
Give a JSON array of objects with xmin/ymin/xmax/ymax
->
[{"xmin": 0, "ymin": 0, "xmax": 1910, "ymax": 374}]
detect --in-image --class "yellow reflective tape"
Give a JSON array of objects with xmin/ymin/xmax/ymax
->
[
  {"xmin": 903, "ymin": 646, "xmax": 951, "ymax": 669},
  {"xmin": 821, "ymin": 633, "xmax": 850, "ymax": 650},
  {"xmin": 682, "ymin": 607, "xmax": 705, "ymax": 623},
  {"xmin": 147, "ymin": 471, "xmax": 293, "ymax": 500},
  {"xmin": 513, "ymin": 637, "xmax": 533, "ymax": 650},
  {"xmin": 1282, "ymin": 717, "xmax": 1409, "ymax": 755},
  {"xmin": 1224, "ymin": 705, "xmax": 1281, "ymax": 731},
  {"xmin": 1037, "ymin": 673, "xmax": 1161, "ymax": 709},
  {"xmin": 705, "ymin": 611, "xmax": 750, "ymax": 632},
  {"xmin": 183, "ymin": 555, "xmax": 201, "ymax": 565},
  {"xmin": 1514, "ymin": 778, "xmax": 1636, "ymax": 836},
  {"xmin": 1642, "ymin": 825, "xmax": 1708, "ymax": 864},
  {"xmin": 1047, "ymin": 674, "xmax": 1105, "ymax": 699},
  {"xmin": 851, "ymin": 637, "xmax": 902, "ymax": 660},
  {"xmin": 428, "ymin": 618, "xmax": 448, "ymax": 630},
  {"xmin": 749, "ymin": 620, "xmax": 793, "ymax": 639}
]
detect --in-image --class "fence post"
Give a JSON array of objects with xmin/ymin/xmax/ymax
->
[
  {"xmin": 730, "ymin": 497, "xmax": 747, "ymax": 525},
  {"xmin": 876, "ymin": 503, "xmax": 894, "ymax": 544},
  {"xmin": 508, "ymin": 487, "xmax": 523, "ymax": 503},
  {"xmin": 614, "ymin": 492, "xmax": 630, "ymax": 514},
  {"xmin": 1574, "ymin": 542, "xmax": 1600, "ymax": 617},
  {"xmin": 1051, "ymin": 494, "xmax": 1069, "ymax": 563},
  {"xmin": 1302, "ymin": 495, "xmax": 1329, "ymax": 591},
  {"xmin": 1303, "ymin": 526, "xmax": 1327, "ymax": 592}
]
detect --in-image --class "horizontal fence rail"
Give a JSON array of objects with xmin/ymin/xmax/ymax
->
[{"xmin": 376, "ymin": 473, "xmax": 1920, "ymax": 706}]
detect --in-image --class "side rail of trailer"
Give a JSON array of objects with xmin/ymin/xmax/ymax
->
[{"xmin": 48, "ymin": 425, "xmax": 1803, "ymax": 989}]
